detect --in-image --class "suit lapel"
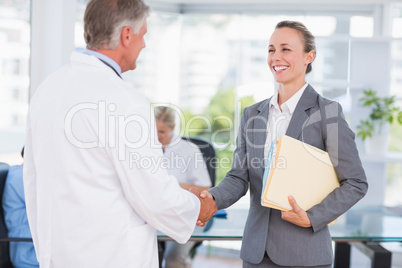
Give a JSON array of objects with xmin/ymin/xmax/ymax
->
[
  {"xmin": 250, "ymin": 85, "xmax": 317, "ymax": 179},
  {"xmin": 286, "ymin": 85, "xmax": 318, "ymax": 140},
  {"xmin": 253, "ymin": 99, "xmax": 270, "ymax": 178},
  {"xmin": 254, "ymin": 99, "xmax": 270, "ymax": 147}
]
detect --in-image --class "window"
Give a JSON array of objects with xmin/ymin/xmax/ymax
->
[
  {"xmin": 391, "ymin": 4, "xmax": 402, "ymax": 38},
  {"xmin": 75, "ymin": 0, "xmax": 88, "ymax": 48},
  {"xmin": 350, "ymin": 16, "xmax": 374, "ymax": 37},
  {"xmin": 389, "ymin": 4, "xmax": 402, "ymax": 157},
  {"xmin": 0, "ymin": 0, "xmax": 30, "ymax": 165},
  {"xmin": 391, "ymin": 41, "xmax": 402, "ymax": 99},
  {"xmin": 12, "ymin": 87, "xmax": 20, "ymax": 101},
  {"xmin": 124, "ymin": 12, "xmax": 182, "ymax": 105}
]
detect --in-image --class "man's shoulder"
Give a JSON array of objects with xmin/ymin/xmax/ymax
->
[
  {"xmin": 6, "ymin": 165, "xmax": 23, "ymax": 180},
  {"xmin": 178, "ymin": 138, "xmax": 200, "ymax": 152},
  {"xmin": 4, "ymin": 165, "xmax": 23, "ymax": 194},
  {"xmin": 167, "ymin": 137, "xmax": 201, "ymax": 155}
]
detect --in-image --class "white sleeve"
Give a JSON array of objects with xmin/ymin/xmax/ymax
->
[
  {"xmin": 106, "ymin": 102, "xmax": 200, "ymax": 244},
  {"xmin": 185, "ymin": 146, "xmax": 212, "ymax": 187},
  {"xmin": 22, "ymin": 112, "xmax": 40, "ymax": 258}
]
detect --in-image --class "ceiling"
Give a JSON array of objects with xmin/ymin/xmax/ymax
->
[
  {"xmin": 154, "ymin": 0, "xmax": 402, "ymax": 4},
  {"xmin": 145, "ymin": 0, "xmax": 402, "ymax": 14},
  {"xmin": 146, "ymin": 0, "xmax": 402, "ymax": 4}
]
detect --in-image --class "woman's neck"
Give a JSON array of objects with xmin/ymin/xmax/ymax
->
[{"xmin": 277, "ymin": 80, "xmax": 306, "ymax": 107}]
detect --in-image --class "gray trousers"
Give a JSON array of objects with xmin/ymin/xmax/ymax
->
[
  {"xmin": 164, "ymin": 241, "xmax": 197, "ymax": 268},
  {"xmin": 243, "ymin": 253, "xmax": 332, "ymax": 268}
]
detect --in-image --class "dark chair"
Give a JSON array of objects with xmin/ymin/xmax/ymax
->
[
  {"xmin": 0, "ymin": 163, "xmax": 33, "ymax": 268},
  {"xmin": 0, "ymin": 163, "xmax": 12, "ymax": 268},
  {"xmin": 181, "ymin": 136, "xmax": 216, "ymax": 187}
]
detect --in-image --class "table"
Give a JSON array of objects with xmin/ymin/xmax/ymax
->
[
  {"xmin": 330, "ymin": 206, "xmax": 402, "ymax": 268},
  {"xmin": 158, "ymin": 206, "xmax": 402, "ymax": 268}
]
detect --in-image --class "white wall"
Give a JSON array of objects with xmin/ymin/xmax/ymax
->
[
  {"xmin": 30, "ymin": 0, "xmax": 77, "ymax": 98},
  {"xmin": 349, "ymin": 39, "xmax": 392, "ymax": 206}
]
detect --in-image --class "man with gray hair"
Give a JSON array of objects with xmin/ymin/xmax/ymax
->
[{"xmin": 23, "ymin": 0, "xmax": 217, "ymax": 267}]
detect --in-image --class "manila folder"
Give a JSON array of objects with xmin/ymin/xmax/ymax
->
[{"xmin": 261, "ymin": 135, "xmax": 340, "ymax": 211}]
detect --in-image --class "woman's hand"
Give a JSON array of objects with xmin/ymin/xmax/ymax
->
[{"xmin": 281, "ymin": 195, "xmax": 312, "ymax": 228}]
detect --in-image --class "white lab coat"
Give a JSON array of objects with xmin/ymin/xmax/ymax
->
[{"xmin": 23, "ymin": 52, "xmax": 200, "ymax": 268}]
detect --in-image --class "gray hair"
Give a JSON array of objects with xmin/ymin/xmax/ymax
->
[
  {"xmin": 154, "ymin": 106, "xmax": 175, "ymax": 128},
  {"xmin": 84, "ymin": 0, "xmax": 149, "ymax": 50},
  {"xmin": 275, "ymin": 20, "xmax": 316, "ymax": 74}
]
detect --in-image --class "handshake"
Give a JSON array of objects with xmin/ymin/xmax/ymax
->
[{"xmin": 189, "ymin": 188, "xmax": 217, "ymax": 227}]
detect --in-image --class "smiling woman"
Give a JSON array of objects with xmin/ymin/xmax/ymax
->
[
  {"xmin": 205, "ymin": 20, "xmax": 368, "ymax": 268},
  {"xmin": 268, "ymin": 21, "xmax": 316, "ymax": 106}
]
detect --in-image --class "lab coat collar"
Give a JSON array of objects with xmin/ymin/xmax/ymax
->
[{"xmin": 70, "ymin": 51, "xmax": 120, "ymax": 78}]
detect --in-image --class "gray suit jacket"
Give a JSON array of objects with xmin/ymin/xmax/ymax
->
[{"xmin": 209, "ymin": 85, "xmax": 368, "ymax": 266}]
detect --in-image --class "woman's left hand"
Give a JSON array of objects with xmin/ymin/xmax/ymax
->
[{"xmin": 281, "ymin": 195, "xmax": 312, "ymax": 228}]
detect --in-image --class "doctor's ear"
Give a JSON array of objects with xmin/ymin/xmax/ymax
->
[{"xmin": 120, "ymin": 26, "xmax": 132, "ymax": 48}]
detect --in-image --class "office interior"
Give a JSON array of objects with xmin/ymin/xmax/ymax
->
[{"xmin": 1, "ymin": 0, "xmax": 402, "ymax": 267}]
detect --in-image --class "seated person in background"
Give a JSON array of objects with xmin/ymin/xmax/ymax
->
[
  {"xmin": 155, "ymin": 106, "xmax": 211, "ymax": 268},
  {"xmin": 2, "ymin": 148, "xmax": 39, "ymax": 268}
]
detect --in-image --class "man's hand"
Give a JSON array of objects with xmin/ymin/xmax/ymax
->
[
  {"xmin": 200, "ymin": 190, "xmax": 213, "ymax": 200},
  {"xmin": 281, "ymin": 195, "xmax": 312, "ymax": 228},
  {"xmin": 189, "ymin": 188, "xmax": 217, "ymax": 227}
]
